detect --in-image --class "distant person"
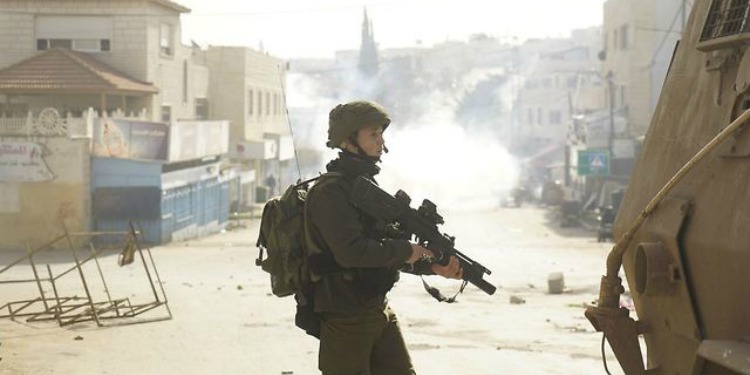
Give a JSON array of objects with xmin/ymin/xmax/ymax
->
[
  {"xmin": 265, "ymin": 174, "xmax": 277, "ymax": 196},
  {"xmin": 304, "ymin": 100, "xmax": 463, "ymax": 374}
]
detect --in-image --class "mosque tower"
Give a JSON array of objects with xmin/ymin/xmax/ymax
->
[{"xmin": 358, "ymin": 8, "xmax": 379, "ymax": 78}]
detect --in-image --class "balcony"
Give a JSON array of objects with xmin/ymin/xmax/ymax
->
[{"xmin": 0, "ymin": 107, "xmax": 148, "ymax": 138}]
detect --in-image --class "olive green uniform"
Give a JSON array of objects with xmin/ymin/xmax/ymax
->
[{"xmin": 306, "ymin": 151, "xmax": 432, "ymax": 375}]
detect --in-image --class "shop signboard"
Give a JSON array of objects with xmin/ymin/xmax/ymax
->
[
  {"xmin": 92, "ymin": 119, "xmax": 169, "ymax": 162},
  {"xmin": 170, "ymin": 120, "xmax": 229, "ymax": 162}
]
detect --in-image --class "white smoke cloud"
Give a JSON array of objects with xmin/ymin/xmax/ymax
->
[
  {"xmin": 378, "ymin": 112, "xmax": 519, "ymax": 212},
  {"xmin": 286, "ymin": 65, "xmax": 520, "ymax": 212}
]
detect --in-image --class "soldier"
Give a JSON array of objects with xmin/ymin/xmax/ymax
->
[{"xmin": 305, "ymin": 100, "xmax": 463, "ymax": 375}]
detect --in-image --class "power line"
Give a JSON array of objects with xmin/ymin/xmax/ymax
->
[
  {"xmin": 643, "ymin": 1, "xmax": 686, "ymax": 71},
  {"xmin": 634, "ymin": 26, "xmax": 682, "ymax": 35}
]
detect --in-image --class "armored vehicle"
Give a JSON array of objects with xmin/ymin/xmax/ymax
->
[{"xmin": 585, "ymin": 1, "xmax": 750, "ymax": 374}]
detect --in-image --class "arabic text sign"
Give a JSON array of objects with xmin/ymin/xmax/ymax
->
[{"xmin": 0, "ymin": 142, "xmax": 55, "ymax": 182}]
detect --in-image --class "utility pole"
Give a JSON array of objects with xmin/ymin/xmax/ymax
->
[
  {"xmin": 565, "ymin": 91, "xmax": 574, "ymax": 187},
  {"xmin": 607, "ymin": 71, "xmax": 615, "ymax": 160}
]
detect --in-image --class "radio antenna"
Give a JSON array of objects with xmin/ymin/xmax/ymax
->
[{"xmin": 278, "ymin": 64, "xmax": 303, "ymax": 181}]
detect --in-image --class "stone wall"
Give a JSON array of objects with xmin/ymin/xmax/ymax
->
[{"xmin": 0, "ymin": 136, "xmax": 90, "ymax": 250}]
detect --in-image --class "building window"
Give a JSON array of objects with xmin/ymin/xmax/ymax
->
[
  {"xmin": 537, "ymin": 108, "xmax": 543, "ymax": 125},
  {"xmin": 613, "ymin": 29, "xmax": 619, "ymax": 49},
  {"xmin": 50, "ymin": 39, "xmax": 73, "ymax": 49},
  {"xmin": 35, "ymin": 16, "xmax": 113, "ymax": 53},
  {"xmin": 37, "ymin": 38, "xmax": 112, "ymax": 52},
  {"xmin": 258, "ymin": 91, "xmax": 263, "ymax": 116},
  {"xmin": 36, "ymin": 39, "xmax": 110, "ymax": 52},
  {"xmin": 604, "ymin": 31, "xmax": 608, "ymax": 52},
  {"xmin": 182, "ymin": 60, "xmax": 188, "ymax": 103},
  {"xmin": 248, "ymin": 89, "xmax": 254, "ymax": 115},
  {"xmin": 699, "ymin": 0, "xmax": 750, "ymax": 50},
  {"xmin": 160, "ymin": 23, "xmax": 173, "ymax": 56},
  {"xmin": 266, "ymin": 92, "xmax": 270, "ymax": 115},
  {"xmin": 620, "ymin": 24, "xmax": 631, "ymax": 49},
  {"xmin": 195, "ymin": 98, "xmax": 209, "ymax": 120},
  {"xmin": 73, "ymin": 39, "xmax": 98, "ymax": 51},
  {"xmin": 567, "ymin": 76, "xmax": 578, "ymax": 89},
  {"xmin": 161, "ymin": 105, "xmax": 171, "ymax": 123},
  {"xmin": 549, "ymin": 110, "xmax": 563, "ymax": 125}
]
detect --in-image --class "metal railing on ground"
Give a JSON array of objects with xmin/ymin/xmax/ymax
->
[{"xmin": 0, "ymin": 222, "xmax": 171, "ymax": 327}]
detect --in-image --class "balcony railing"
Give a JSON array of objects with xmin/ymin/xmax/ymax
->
[{"xmin": 0, "ymin": 108, "xmax": 148, "ymax": 138}]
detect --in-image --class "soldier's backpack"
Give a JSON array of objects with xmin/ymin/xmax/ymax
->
[
  {"xmin": 255, "ymin": 175, "xmax": 319, "ymax": 297},
  {"xmin": 255, "ymin": 173, "xmax": 341, "ymax": 338}
]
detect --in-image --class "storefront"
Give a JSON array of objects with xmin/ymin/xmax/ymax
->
[{"xmin": 91, "ymin": 118, "xmax": 234, "ymax": 244}]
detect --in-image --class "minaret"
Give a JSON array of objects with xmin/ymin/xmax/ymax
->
[{"xmin": 358, "ymin": 8, "xmax": 379, "ymax": 77}]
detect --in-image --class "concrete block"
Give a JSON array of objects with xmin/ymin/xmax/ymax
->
[{"xmin": 547, "ymin": 272, "xmax": 565, "ymax": 294}]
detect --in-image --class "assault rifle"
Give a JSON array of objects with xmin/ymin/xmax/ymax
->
[{"xmin": 350, "ymin": 176, "xmax": 496, "ymax": 296}]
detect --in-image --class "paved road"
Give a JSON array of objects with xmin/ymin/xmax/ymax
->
[{"xmin": 0, "ymin": 206, "xmax": 626, "ymax": 374}]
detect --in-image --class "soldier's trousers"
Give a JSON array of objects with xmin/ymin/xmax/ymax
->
[{"xmin": 318, "ymin": 305, "xmax": 416, "ymax": 375}]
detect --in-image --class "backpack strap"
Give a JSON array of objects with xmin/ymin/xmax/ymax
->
[
  {"xmin": 293, "ymin": 171, "xmax": 342, "ymax": 189},
  {"xmin": 303, "ymin": 197, "xmax": 321, "ymax": 283},
  {"xmin": 303, "ymin": 172, "xmax": 344, "ymax": 282},
  {"xmin": 254, "ymin": 200, "xmax": 274, "ymax": 266}
]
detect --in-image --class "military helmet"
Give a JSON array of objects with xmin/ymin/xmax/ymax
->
[{"xmin": 326, "ymin": 100, "xmax": 390, "ymax": 148}]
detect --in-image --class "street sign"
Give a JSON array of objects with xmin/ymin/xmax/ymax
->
[{"xmin": 578, "ymin": 149, "xmax": 610, "ymax": 176}]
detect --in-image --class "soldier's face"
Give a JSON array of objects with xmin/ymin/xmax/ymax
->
[{"xmin": 353, "ymin": 124, "xmax": 385, "ymax": 158}]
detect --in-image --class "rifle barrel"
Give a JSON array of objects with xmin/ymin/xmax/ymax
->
[{"xmin": 470, "ymin": 276, "xmax": 497, "ymax": 295}]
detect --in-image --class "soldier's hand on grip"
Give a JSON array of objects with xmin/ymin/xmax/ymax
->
[
  {"xmin": 431, "ymin": 255, "xmax": 463, "ymax": 280},
  {"xmin": 407, "ymin": 244, "xmax": 434, "ymax": 264}
]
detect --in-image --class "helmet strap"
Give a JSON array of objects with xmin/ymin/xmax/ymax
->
[{"xmin": 347, "ymin": 134, "xmax": 381, "ymax": 163}]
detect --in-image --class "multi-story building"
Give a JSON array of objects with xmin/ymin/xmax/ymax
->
[
  {"xmin": 0, "ymin": 0, "xmax": 287, "ymax": 247},
  {"xmin": 565, "ymin": 0, "xmax": 695, "ymax": 207},
  {"xmin": 512, "ymin": 28, "xmax": 604, "ymax": 185},
  {"xmin": 602, "ymin": 0, "xmax": 693, "ymax": 138},
  {"xmin": 206, "ymin": 46, "xmax": 294, "ymax": 199},
  {"xmin": 0, "ymin": 0, "xmax": 210, "ymax": 122}
]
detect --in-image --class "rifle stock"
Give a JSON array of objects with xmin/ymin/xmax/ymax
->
[{"xmin": 350, "ymin": 176, "xmax": 496, "ymax": 296}]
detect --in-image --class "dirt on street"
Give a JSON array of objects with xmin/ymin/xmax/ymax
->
[{"xmin": 0, "ymin": 206, "xmax": 625, "ymax": 375}]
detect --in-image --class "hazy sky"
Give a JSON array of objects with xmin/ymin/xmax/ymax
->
[{"xmin": 178, "ymin": 0, "xmax": 606, "ymax": 59}]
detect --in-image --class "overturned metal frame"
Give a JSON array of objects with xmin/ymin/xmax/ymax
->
[{"xmin": 0, "ymin": 222, "xmax": 171, "ymax": 327}]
